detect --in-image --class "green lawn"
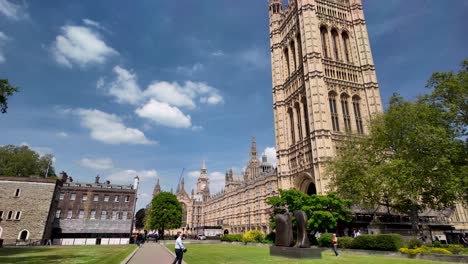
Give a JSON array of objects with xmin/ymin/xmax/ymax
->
[
  {"xmin": 0, "ymin": 245, "xmax": 137, "ymax": 264},
  {"xmin": 166, "ymin": 244, "xmax": 453, "ymax": 264}
]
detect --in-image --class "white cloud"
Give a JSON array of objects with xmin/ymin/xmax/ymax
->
[
  {"xmin": 187, "ymin": 170, "xmax": 199, "ymax": 178},
  {"xmin": 79, "ymin": 157, "xmax": 114, "ymax": 170},
  {"xmin": 0, "ymin": 0, "xmax": 27, "ymax": 20},
  {"xmin": 211, "ymin": 50, "xmax": 225, "ymax": 57},
  {"xmin": 135, "ymin": 99, "xmax": 192, "ymax": 128},
  {"xmin": 144, "ymin": 81, "xmax": 195, "ymax": 109},
  {"xmin": 0, "ymin": 31, "xmax": 8, "ymax": 63},
  {"xmin": 191, "ymin": 125, "xmax": 203, "ymax": 131},
  {"xmin": 82, "ymin": 18, "xmax": 103, "ymax": 29},
  {"xmin": 107, "ymin": 66, "xmax": 143, "ymax": 105},
  {"xmin": 76, "ymin": 108, "xmax": 155, "ymax": 145},
  {"xmin": 209, "ymin": 171, "xmax": 225, "ymax": 194},
  {"xmin": 52, "ymin": 25, "xmax": 117, "ymax": 68},
  {"xmin": 238, "ymin": 47, "xmax": 270, "ymax": 70},
  {"xmin": 106, "ymin": 169, "xmax": 157, "ymax": 184},
  {"xmin": 262, "ymin": 147, "xmax": 277, "ymax": 167},
  {"xmin": 176, "ymin": 63, "xmax": 204, "ymax": 76},
  {"xmin": 56, "ymin": 131, "xmax": 69, "ymax": 138}
]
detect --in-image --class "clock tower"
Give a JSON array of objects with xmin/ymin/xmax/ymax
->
[{"xmin": 196, "ymin": 160, "xmax": 210, "ymax": 201}]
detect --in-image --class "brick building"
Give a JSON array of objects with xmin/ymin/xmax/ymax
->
[
  {"xmin": 0, "ymin": 176, "xmax": 60, "ymax": 245},
  {"xmin": 52, "ymin": 173, "xmax": 139, "ymax": 245}
]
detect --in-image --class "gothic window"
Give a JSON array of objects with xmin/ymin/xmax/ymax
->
[
  {"xmin": 284, "ymin": 48, "xmax": 290, "ymax": 77},
  {"xmin": 302, "ymin": 98, "xmax": 310, "ymax": 137},
  {"xmin": 342, "ymin": 32, "xmax": 351, "ymax": 63},
  {"xmin": 290, "ymin": 40, "xmax": 297, "ymax": 71},
  {"xmin": 341, "ymin": 94, "xmax": 351, "ymax": 132},
  {"xmin": 18, "ymin": 230, "xmax": 29, "ymax": 240},
  {"xmin": 320, "ymin": 26, "xmax": 329, "ymax": 58},
  {"xmin": 296, "ymin": 33, "xmax": 303, "ymax": 65},
  {"xmin": 288, "ymin": 108, "xmax": 295, "ymax": 144},
  {"xmin": 329, "ymin": 92, "xmax": 340, "ymax": 131},
  {"xmin": 353, "ymin": 96, "xmax": 364, "ymax": 134},
  {"xmin": 331, "ymin": 29, "xmax": 340, "ymax": 61},
  {"xmin": 295, "ymin": 103, "xmax": 303, "ymax": 140}
]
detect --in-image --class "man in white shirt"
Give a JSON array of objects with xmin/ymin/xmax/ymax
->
[{"xmin": 172, "ymin": 232, "xmax": 186, "ymax": 264}]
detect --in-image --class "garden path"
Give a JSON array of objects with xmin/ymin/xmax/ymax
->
[{"xmin": 127, "ymin": 242, "xmax": 186, "ymax": 264}]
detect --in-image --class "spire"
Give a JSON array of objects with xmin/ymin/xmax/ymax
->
[
  {"xmin": 200, "ymin": 160, "xmax": 208, "ymax": 178},
  {"xmin": 152, "ymin": 178, "xmax": 161, "ymax": 197},
  {"xmin": 250, "ymin": 134, "xmax": 258, "ymax": 162},
  {"xmin": 180, "ymin": 177, "xmax": 185, "ymax": 192}
]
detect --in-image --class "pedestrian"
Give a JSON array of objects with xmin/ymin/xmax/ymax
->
[
  {"xmin": 172, "ymin": 232, "xmax": 186, "ymax": 264},
  {"xmin": 356, "ymin": 230, "xmax": 361, "ymax": 237},
  {"xmin": 352, "ymin": 230, "xmax": 356, "ymax": 238},
  {"xmin": 332, "ymin": 233, "xmax": 339, "ymax": 257}
]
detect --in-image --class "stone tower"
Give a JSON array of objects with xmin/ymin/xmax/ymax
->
[
  {"xmin": 196, "ymin": 160, "xmax": 210, "ymax": 201},
  {"xmin": 269, "ymin": 0, "xmax": 383, "ymax": 195}
]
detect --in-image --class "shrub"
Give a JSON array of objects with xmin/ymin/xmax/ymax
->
[
  {"xmin": 339, "ymin": 237, "xmax": 354, "ymax": 249},
  {"xmin": 261, "ymin": 239, "xmax": 273, "ymax": 244},
  {"xmin": 242, "ymin": 230, "xmax": 265, "ymax": 243},
  {"xmin": 317, "ymin": 233, "xmax": 334, "ymax": 247},
  {"xmin": 407, "ymin": 238, "xmax": 423, "ymax": 249},
  {"xmin": 220, "ymin": 234, "xmax": 242, "ymax": 242},
  {"xmin": 429, "ymin": 248, "xmax": 452, "ymax": 255},
  {"xmin": 400, "ymin": 247, "xmax": 427, "ymax": 255},
  {"xmin": 352, "ymin": 234, "xmax": 403, "ymax": 251},
  {"xmin": 265, "ymin": 232, "xmax": 276, "ymax": 242},
  {"xmin": 432, "ymin": 241, "xmax": 442, "ymax": 248},
  {"xmin": 442, "ymin": 244, "xmax": 464, "ymax": 255}
]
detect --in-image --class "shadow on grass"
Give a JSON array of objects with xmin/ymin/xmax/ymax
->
[
  {"xmin": 0, "ymin": 247, "xmax": 56, "ymax": 256},
  {"xmin": 0, "ymin": 253, "xmax": 86, "ymax": 264}
]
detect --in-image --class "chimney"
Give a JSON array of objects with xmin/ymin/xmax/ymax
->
[{"xmin": 95, "ymin": 175, "xmax": 100, "ymax": 184}]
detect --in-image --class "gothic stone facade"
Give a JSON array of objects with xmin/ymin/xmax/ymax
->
[
  {"xmin": 269, "ymin": 0, "xmax": 382, "ymax": 195},
  {"xmin": 0, "ymin": 177, "xmax": 60, "ymax": 245}
]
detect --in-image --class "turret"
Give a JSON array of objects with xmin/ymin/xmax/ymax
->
[{"xmin": 133, "ymin": 175, "xmax": 139, "ymax": 190}]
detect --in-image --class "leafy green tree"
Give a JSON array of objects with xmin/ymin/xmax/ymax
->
[
  {"xmin": 0, "ymin": 79, "xmax": 19, "ymax": 114},
  {"xmin": 145, "ymin": 192, "xmax": 182, "ymax": 239},
  {"xmin": 0, "ymin": 145, "xmax": 56, "ymax": 177},
  {"xmin": 267, "ymin": 189, "xmax": 352, "ymax": 235},
  {"xmin": 328, "ymin": 93, "xmax": 466, "ymax": 234},
  {"xmin": 135, "ymin": 208, "xmax": 146, "ymax": 230}
]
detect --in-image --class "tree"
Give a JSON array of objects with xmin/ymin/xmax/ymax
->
[
  {"xmin": 145, "ymin": 192, "xmax": 182, "ymax": 239},
  {"xmin": 0, "ymin": 79, "xmax": 19, "ymax": 114},
  {"xmin": 135, "ymin": 208, "xmax": 146, "ymax": 230},
  {"xmin": 0, "ymin": 145, "xmax": 56, "ymax": 177},
  {"xmin": 267, "ymin": 189, "xmax": 352, "ymax": 236},
  {"xmin": 328, "ymin": 93, "xmax": 466, "ymax": 234}
]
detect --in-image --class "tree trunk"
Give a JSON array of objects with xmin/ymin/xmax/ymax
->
[{"xmin": 409, "ymin": 204, "xmax": 420, "ymax": 236}]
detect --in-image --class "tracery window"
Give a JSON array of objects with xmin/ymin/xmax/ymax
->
[
  {"xmin": 329, "ymin": 92, "xmax": 340, "ymax": 131},
  {"xmin": 331, "ymin": 29, "xmax": 340, "ymax": 61},
  {"xmin": 353, "ymin": 96, "xmax": 364, "ymax": 134},
  {"xmin": 342, "ymin": 32, "xmax": 351, "ymax": 63},
  {"xmin": 341, "ymin": 94, "xmax": 351, "ymax": 132},
  {"xmin": 288, "ymin": 108, "xmax": 296, "ymax": 144},
  {"xmin": 320, "ymin": 26, "xmax": 329, "ymax": 58}
]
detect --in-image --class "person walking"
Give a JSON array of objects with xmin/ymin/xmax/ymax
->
[
  {"xmin": 332, "ymin": 233, "xmax": 339, "ymax": 257},
  {"xmin": 172, "ymin": 232, "xmax": 186, "ymax": 264}
]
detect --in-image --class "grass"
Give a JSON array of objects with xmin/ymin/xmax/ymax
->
[
  {"xmin": 0, "ymin": 245, "xmax": 137, "ymax": 264},
  {"xmin": 166, "ymin": 244, "xmax": 454, "ymax": 264}
]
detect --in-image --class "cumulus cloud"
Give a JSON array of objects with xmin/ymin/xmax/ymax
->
[
  {"xmin": 107, "ymin": 66, "xmax": 142, "ymax": 105},
  {"xmin": 0, "ymin": 31, "xmax": 8, "ymax": 63},
  {"xmin": 76, "ymin": 108, "xmax": 155, "ymax": 145},
  {"xmin": 52, "ymin": 24, "xmax": 117, "ymax": 67},
  {"xmin": 106, "ymin": 169, "xmax": 157, "ymax": 184},
  {"xmin": 187, "ymin": 170, "xmax": 200, "ymax": 178},
  {"xmin": 209, "ymin": 171, "xmax": 225, "ymax": 194},
  {"xmin": 211, "ymin": 50, "xmax": 225, "ymax": 57},
  {"xmin": 144, "ymin": 81, "xmax": 196, "ymax": 109},
  {"xmin": 135, "ymin": 99, "xmax": 192, "ymax": 128},
  {"xmin": 262, "ymin": 147, "xmax": 277, "ymax": 167},
  {"xmin": 82, "ymin": 18, "xmax": 104, "ymax": 30},
  {"xmin": 56, "ymin": 131, "xmax": 69, "ymax": 138},
  {"xmin": 0, "ymin": 0, "xmax": 28, "ymax": 20},
  {"xmin": 79, "ymin": 157, "xmax": 114, "ymax": 170}
]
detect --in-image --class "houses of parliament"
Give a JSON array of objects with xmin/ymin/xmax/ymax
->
[{"xmin": 153, "ymin": 0, "xmax": 467, "ymax": 236}]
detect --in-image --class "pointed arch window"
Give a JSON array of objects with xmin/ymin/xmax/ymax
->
[
  {"xmin": 284, "ymin": 48, "xmax": 290, "ymax": 77},
  {"xmin": 331, "ymin": 29, "xmax": 340, "ymax": 61},
  {"xmin": 302, "ymin": 97, "xmax": 310, "ymax": 137},
  {"xmin": 320, "ymin": 26, "xmax": 329, "ymax": 58},
  {"xmin": 342, "ymin": 32, "xmax": 351, "ymax": 63},
  {"xmin": 341, "ymin": 94, "xmax": 351, "ymax": 132},
  {"xmin": 295, "ymin": 102, "xmax": 302, "ymax": 140},
  {"xmin": 296, "ymin": 33, "xmax": 303, "ymax": 66},
  {"xmin": 290, "ymin": 40, "xmax": 297, "ymax": 71},
  {"xmin": 288, "ymin": 108, "xmax": 295, "ymax": 144},
  {"xmin": 353, "ymin": 96, "xmax": 364, "ymax": 134},
  {"xmin": 329, "ymin": 92, "xmax": 340, "ymax": 132}
]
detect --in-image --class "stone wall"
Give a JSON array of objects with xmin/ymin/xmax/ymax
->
[{"xmin": 0, "ymin": 177, "xmax": 58, "ymax": 242}]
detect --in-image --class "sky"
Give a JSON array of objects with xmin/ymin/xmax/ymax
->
[{"xmin": 1, "ymin": 0, "xmax": 467, "ymax": 210}]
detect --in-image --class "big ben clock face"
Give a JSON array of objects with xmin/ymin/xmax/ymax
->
[{"xmin": 201, "ymin": 183, "xmax": 206, "ymax": 190}]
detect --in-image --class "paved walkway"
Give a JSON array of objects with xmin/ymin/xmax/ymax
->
[{"xmin": 127, "ymin": 242, "xmax": 186, "ymax": 264}]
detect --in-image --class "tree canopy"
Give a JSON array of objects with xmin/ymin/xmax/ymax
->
[
  {"xmin": 0, "ymin": 79, "xmax": 18, "ymax": 114},
  {"xmin": 145, "ymin": 191, "xmax": 182, "ymax": 237},
  {"xmin": 267, "ymin": 189, "xmax": 352, "ymax": 234},
  {"xmin": 0, "ymin": 145, "xmax": 56, "ymax": 177},
  {"xmin": 327, "ymin": 60, "xmax": 467, "ymax": 233}
]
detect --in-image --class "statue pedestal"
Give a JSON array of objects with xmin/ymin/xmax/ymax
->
[{"xmin": 269, "ymin": 246, "xmax": 322, "ymax": 259}]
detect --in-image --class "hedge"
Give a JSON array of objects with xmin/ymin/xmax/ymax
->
[
  {"xmin": 352, "ymin": 234, "xmax": 403, "ymax": 251},
  {"xmin": 317, "ymin": 233, "xmax": 334, "ymax": 247},
  {"xmin": 339, "ymin": 237, "xmax": 354, "ymax": 249},
  {"xmin": 220, "ymin": 234, "xmax": 242, "ymax": 242}
]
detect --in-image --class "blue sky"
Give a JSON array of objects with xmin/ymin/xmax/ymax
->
[{"xmin": 1, "ymin": 0, "xmax": 467, "ymax": 210}]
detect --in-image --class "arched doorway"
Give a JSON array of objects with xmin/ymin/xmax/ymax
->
[
  {"xmin": 18, "ymin": 230, "xmax": 29, "ymax": 240},
  {"xmin": 306, "ymin": 182, "xmax": 317, "ymax": 195},
  {"xmin": 296, "ymin": 171, "xmax": 316, "ymax": 194}
]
